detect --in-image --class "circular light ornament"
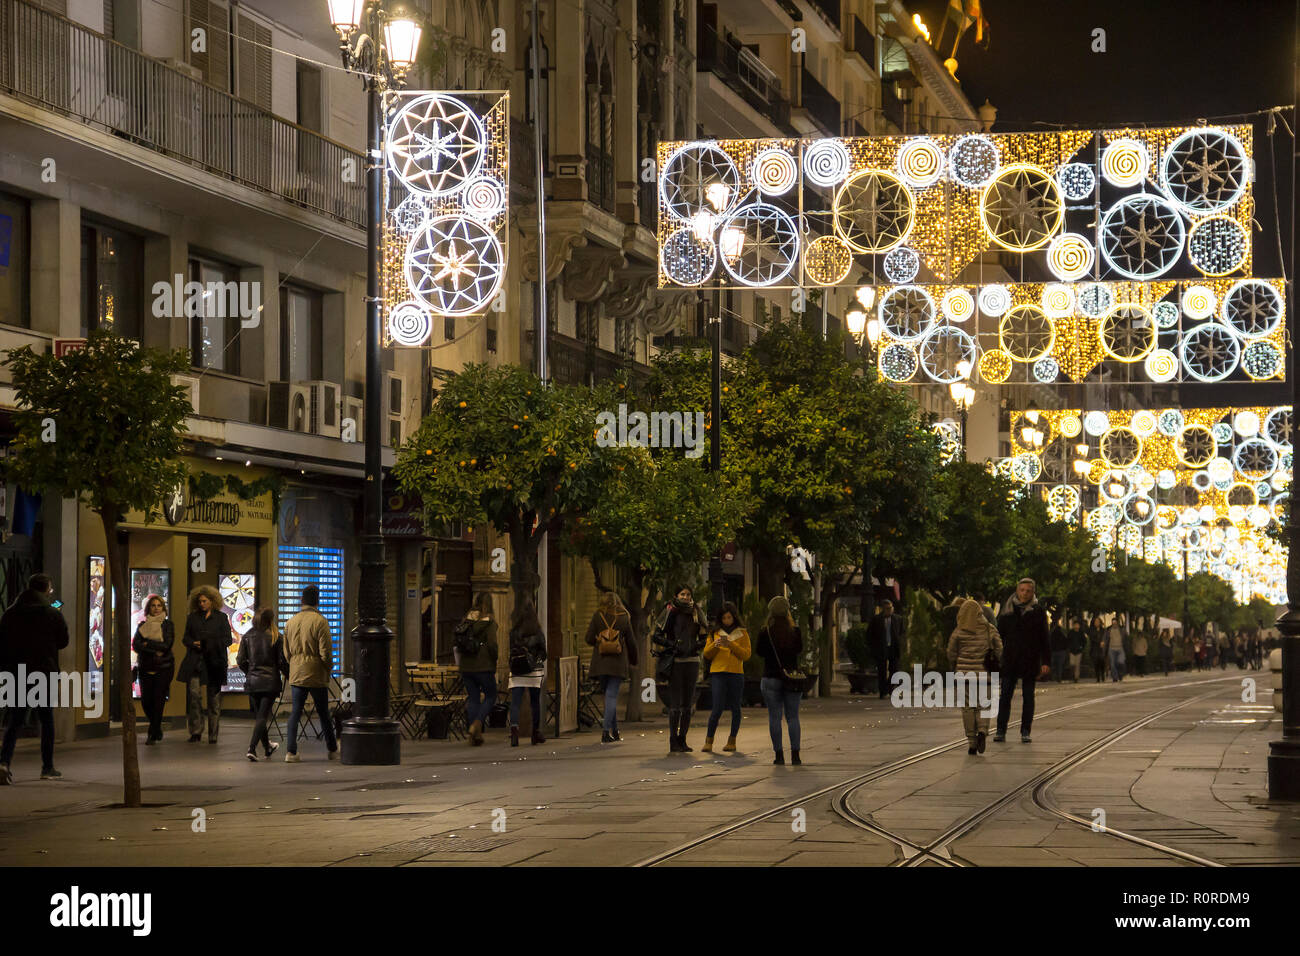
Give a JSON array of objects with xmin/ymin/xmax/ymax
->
[
  {"xmin": 462, "ymin": 176, "xmax": 506, "ymax": 221},
  {"xmin": 1100, "ymin": 304, "xmax": 1156, "ymax": 362},
  {"xmin": 919, "ymin": 325, "xmax": 977, "ymax": 383},
  {"xmin": 405, "ymin": 215, "xmax": 505, "ymax": 317},
  {"xmin": 1268, "ymin": 474, "xmax": 1285, "ymax": 493},
  {"xmin": 1234, "ymin": 411, "xmax": 1261, "ymax": 438},
  {"xmin": 1047, "ymin": 232, "xmax": 1094, "ymax": 281},
  {"xmin": 1084, "ymin": 411, "xmax": 1110, "ymax": 437},
  {"xmin": 1177, "ymin": 424, "xmax": 1217, "ymax": 467},
  {"xmin": 941, "ymin": 288, "xmax": 975, "ymax": 322},
  {"xmin": 1012, "ymin": 453, "xmax": 1042, "ymax": 483},
  {"xmin": 1100, "ymin": 194, "xmax": 1186, "ymax": 279},
  {"xmin": 948, "ymin": 134, "xmax": 1001, "ymax": 187},
  {"xmin": 386, "ymin": 93, "xmax": 487, "ymax": 197},
  {"xmin": 1131, "ymin": 410, "xmax": 1158, "ymax": 437},
  {"xmin": 978, "ymin": 349, "xmax": 1013, "ymax": 384},
  {"xmin": 896, "ymin": 138, "xmax": 945, "ymax": 188},
  {"xmin": 1125, "ymin": 493, "xmax": 1157, "ymax": 526},
  {"xmin": 1212, "ymin": 422, "xmax": 1233, "ymax": 444},
  {"xmin": 659, "ymin": 142, "xmax": 742, "ymax": 222},
  {"xmin": 879, "ymin": 342, "xmax": 919, "ymax": 381},
  {"xmin": 751, "ymin": 148, "xmax": 798, "ymax": 195},
  {"xmin": 1144, "ymin": 348, "xmax": 1179, "ymax": 382},
  {"xmin": 1101, "ymin": 138, "xmax": 1149, "ymax": 187},
  {"xmin": 1249, "ymin": 505, "xmax": 1272, "ymax": 528},
  {"xmin": 883, "ymin": 246, "xmax": 921, "ymax": 284},
  {"xmin": 1187, "ymin": 215, "xmax": 1248, "ymax": 276},
  {"xmin": 1041, "ymin": 283, "xmax": 1075, "ymax": 317},
  {"xmin": 1200, "ymin": 504, "xmax": 1219, "ymax": 524},
  {"xmin": 1182, "ymin": 285, "xmax": 1216, "ymax": 319},
  {"xmin": 1152, "ymin": 300, "xmax": 1180, "ymax": 329},
  {"xmin": 834, "ymin": 169, "xmax": 915, "ymax": 253},
  {"xmin": 879, "ymin": 285, "xmax": 936, "ymax": 342},
  {"xmin": 717, "ymin": 203, "xmax": 800, "ymax": 287},
  {"xmin": 1056, "ymin": 162, "xmax": 1096, "ymax": 200},
  {"xmin": 1234, "ymin": 438, "xmax": 1278, "ymax": 479},
  {"xmin": 1226, "ymin": 481, "xmax": 1258, "ymax": 507},
  {"xmin": 1181, "ymin": 323, "xmax": 1241, "ymax": 382},
  {"xmin": 1157, "ymin": 468, "xmax": 1177, "ymax": 490},
  {"xmin": 980, "ymin": 164, "xmax": 1064, "ymax": 251},
  {"xmin": 1033, "ymin": 357, "xmax": 1060, "ymax": 383},
  {"xmin": 1221, "ymin": 279, "xmax": 1284, "ymax": 338},
  {"xmin": 1242, "ymin": 338, "xmax": 1284, "ymax": 379},
  {"xmin": 1207, "ymin": 457, "xmax": 1234, "ymax": 484},
  {"xmin": 1058, "ymin": 414, "xmax": 1082, "ymax": 438},
  {"xmin": 803, "ymin": 235, "xmax": 854, "ymax": 286},
  {"xmin": 1182, "ymin": 504, "xmax": 1205, "ymax": 524},
  {"xmin": 1160, "ymin": 127, "xmax": 1250, "ymax": 215},
  {"xmin": 661, "ymin": 227, "xmax": 717, "ymax": 285},
  {"xmin": 391, "ymin": 195, "xmax": 431, "ymax": 232},
  {"xmin": 1077, "ymin": 282, "xmax": 1115, "ymax": 319},
  {"xmin": 1158, "ymin": 409, "xmax": 1185, "ymax": 435},
  {"xmin": 803, "ymin": 139, "xmax": 851, "ymax": 188},
  {"xmin": 1101, "ymin": 426, "xmax": 1142, "ymax": 468},
  {"xmin": 999, "ymin": 304, "xmax": 1055, "ymax": 362},
  {"xmin": 1100, "ymin": 469, "xmax": 1132, "ymax": 502},
  {"xmin": 1047, "ymin": 485, "xmax": 1081, "ymax": 519},
  {"xmin": 979, "ymin": 284, "xmax": 1012, "ymax": 317},
  {"xmin": 386, "ymin": 300, "xmax": 434, "ymax": 346},
  {"xmin": 1264, "ymin": 407, "xmax": 1292, "ymax": 447},
  {"xmin": 1088, "ymin": 503, "xmax": 1121, "ymax": 531}
]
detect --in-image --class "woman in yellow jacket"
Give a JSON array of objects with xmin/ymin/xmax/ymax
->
[{"xmin": 701, "ymin": 601, "xmax": 751, "ymax": 753}]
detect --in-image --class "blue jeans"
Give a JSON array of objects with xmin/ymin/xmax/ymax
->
[
  {"xmin": 760, "ymin": 677, "xmax": 800, "ymax": 752},
  {"xmin": 287, "ymin": 685, "xmax": 336, "ymax": 755},
  {"xmin": 707, "ymin": 672, "xmax": 744, "ymax": 738},
  {"xmin": 463, "ymin": 671, "xmax": 497, "ymax": 727},
  {"xmin": 599, "ymin": 676, "xmax": 622, "ymax": 733},
  {"xmin": 1109, "ymin": 649, "xmax": 1125, "ymax": 681},
  {"xmin": 509, "ymin": 685, "xmax": 541, "ymax": 730}
]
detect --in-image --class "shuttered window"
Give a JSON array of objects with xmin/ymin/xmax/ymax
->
[
  {"xmin": 187, "ymin": 0, "xmax": 230, "ymax": 91},
  {"xmin": 235, "ymin": 11, "xmax": 271, "ymax": 110}
]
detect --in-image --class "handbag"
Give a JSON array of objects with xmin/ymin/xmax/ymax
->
[
  {"xmin": 596, "ymin": 613, "xmax": 622, "ymax": 656},
  {"xmin": 766, "ymin": 632, "xmax": 810, "ymax": 693},
  {"xmin": 983, "ymin": 646, "xmax": 1000, "ymax": 672}
]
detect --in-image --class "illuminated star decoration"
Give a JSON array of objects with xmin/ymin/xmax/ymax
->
[
  {"xmin": 406, "ymin": 215, "xmax": 504, "ymax": 316},
  {"xmin": 386, "ymin": 93, "xmax": 487, "ymax": 197}
]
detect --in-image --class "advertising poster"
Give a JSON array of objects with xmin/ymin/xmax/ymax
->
[
  {"xmin": 87, "ymin": 556, "xmax": 105, "ymax": 676},
  {"xmin": 218, "ymin": 573, "xmax": 256, "ymax": 692},
  {"xmin": 128, "ymin": 568, "xmax": 170, "ymax": 699}
]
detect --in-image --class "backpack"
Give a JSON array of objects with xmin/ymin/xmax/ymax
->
[
  {"xmin": 596, "ymin": 613, "xmax": 622, "ymax": 656},
  {"xmin": 453, "ymin": 619, "xmax": 482, "ymax": 656},
  {"xmin": 508, "ymin": 630, "xmax": 545, "ymax": 676}
]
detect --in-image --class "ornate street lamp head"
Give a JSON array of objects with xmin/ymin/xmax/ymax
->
[
  {"xmin": 327, "ymin": 0, "xmax": 364, "ymax": 37},
  {"xmin": 383, "ymin": 9, "xmax": 422, "ymax": 76}
]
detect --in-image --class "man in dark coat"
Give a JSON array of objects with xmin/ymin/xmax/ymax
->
[
  {"xmin": 867, "ymin": 600, "xmax": 905, "ymax": 699},
  {"xmin": 994, "ymin": 578, "xmax": 1050, "ymax": 743},
  {"xmin": 0, "ymin": 573, "xmax": 70, "ymax": 783}
]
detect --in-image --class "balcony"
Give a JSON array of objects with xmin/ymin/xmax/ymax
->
[
  {"xmin": 808, "ymin": 0, "xmax": 841, "ymax": 30},
  {"xmin": 697, "ymin": 23, "xmax": 795, "ymax": 135},
  {"xmin": 799, "ymin": 67, "xmax": 839, "ymax": 136},
  {"xmin": 585, "ymin": 143, "xmax": 616, "ymax": 214},
  {"xmin": 849, "ymin": 15, "xmax": 876, "ymax": 70},
  {"xmin": 880, "ymin": 80, "xmax": 905, "ymax": 132},
  {"xmin": 0, "ymin": 0, "xmax": 364, "ymax": 228}
]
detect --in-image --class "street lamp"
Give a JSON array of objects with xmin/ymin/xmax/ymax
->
[
  {"xmin": 948, "ymin": 379, "xmax": 975, "ymax": 459},
  {"xmin": 330, "ymin": 0, "xmax": 421, "ymax": 765}
]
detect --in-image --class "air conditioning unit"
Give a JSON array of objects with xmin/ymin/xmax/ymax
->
[
  {"xmin": 384, "ymin": 371, "xmax": 405, "ymax": 417},
  {"xmin": 342, "ymin": 396, "xmax": 364, "ymax": 443},
  {"xmin": 171, "ymin": 374, "xmax": 201, "ymax": 416},
  {"xmin": 267, "ymin": 382, "xmax": 312, "ymax": 433},
  {"xmin": 303, "ymin": 381, "xmax": 341, "ymax": 438}
]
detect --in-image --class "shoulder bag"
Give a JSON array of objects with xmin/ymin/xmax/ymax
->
[{"xmin": 767, "ymin": 632, "xmax": 810, "ymax": 693}]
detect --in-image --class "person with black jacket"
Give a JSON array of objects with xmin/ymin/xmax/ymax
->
[
  {"xmin": 994, "ymin": 578, "xmax": 1051, "ymax": 744},
  {"xmin": 0, "ymin": 574, "xmax": 70, "ymax": 784},
  {"xmin": 1067, "ymin": 619, "xmax": 1087, "ymax": 682},
  {"xmin": 456, "ymin": 592, "xmax": 499, "ymax": 746},
  {"xmin": 1088, "ymin": 615, "xmax": 1108, "ymax": 683},
  {"xmin": 651, "ymin": 585, "xmax": 706, "ymax": 754},
  {"xmin": 755, "ymin": 596, "xmax": 804, "ymax": 766},
  {"xmin": 132, "ymin": 594, "xmax": 175, "ymax": 744},
  {"xmin": 237, "ymin": 609, "xmax": 288, "ymax": 761},
  {"xmin": 1048, "ymin": 615, "xmax": 1069, "ymax": 682},
  {"xmin": 178, "ymin": 585, "xmax": 234, "ymax": 744},
  {"xmin": 506, "ymin": 600, "xmax": 547, "ymax": 747},
  {"xmin": 866, "ymin": 600, "xmax": 904, "ymax": 699}
]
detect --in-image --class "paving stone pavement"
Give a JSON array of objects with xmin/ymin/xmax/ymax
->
[{"xmin": 2, "ymin": 669, "xmax": 1298, "ymax": 866}]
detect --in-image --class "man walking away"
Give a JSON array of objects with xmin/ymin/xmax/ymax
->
[
  {"xmin": 0, "ymin": 574, "xmax": 70, "ymax": 783},
  {"xmin": 1107, "ymin": 617, "xmax": 1126, "ymax": 682},
  {"xmin": 994, "ymin": 578, "xmax": 1050, "ymax": 744},
  {"xmin": 1067, "ymin": 619, "xmax": 1086, "ymax": 682},
  {"xmin": 1132, "ymin": 627, "xmax": 1148, "ymax": 677},
  {"xmin": 1048, "ymin": 615, "xmax": 1069, "ymax": 682},
  {"xmin": 283, "ymin": 586, "xmax": 338, "ymax": 762},
  {"xmin": 867, "ymin": 600, "xmax": 904, "ymax": 699}
]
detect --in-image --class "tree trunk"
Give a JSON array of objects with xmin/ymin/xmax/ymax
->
[
  {"xmin": 756, "ymin": 547, "xmax": 786, "ymax": 601},
  {"xmin": 508, "ymin": 522, "xmax": 539, "ymax": 612},
  {"xmin": 100, "ymin": 507, "xmax": 141, "ymax": 808}
]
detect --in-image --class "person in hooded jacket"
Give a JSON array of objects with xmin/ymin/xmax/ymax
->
[
  {"xmin": 0, "ymin": 574, "xmax": 69, "ymax": 784},
  {"xmin": 507, "ymin": 599, "xmax": 547, "ymax": 747},
  {"xmin": 651, "ymin": 585, "xmax": 707, "ymax": 754},
  {"xmin": 238, "ymin": 608, "xmax": 288, "ymax": 761},
  {"xmin": 457, "ymin": 592, "xmax": 499, "ymax": 746},
  {"xmin": 178, "ymin": 584, "xmax": 233, "ymax": 744},
  {"xmin": 947, "ymin": 598, "xmax": 1004, "ymax": 755},
  {"xmin": 132, "ymin": 594, "xmax": 175, "ymax": 744},
  {"xmin": 584, "ymin": 590, "xmax": 636, "ymax": 744},
  {"xmin": 994, "ymin": 578, "xmax": 1050, "ymax": 744}
]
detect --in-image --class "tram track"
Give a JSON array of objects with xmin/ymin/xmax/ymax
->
[{"xmin": 636, "ymin": 675, "xmax": 1241, "ymax": 867}]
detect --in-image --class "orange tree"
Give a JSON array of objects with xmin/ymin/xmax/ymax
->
[{"xmin": 4, "ymin": 329, "xmax": 190, "ymax": 807}]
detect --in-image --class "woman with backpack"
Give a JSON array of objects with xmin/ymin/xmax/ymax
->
[
  {"xmin": 754, "ymin": 596, "xmax": 805, "ymax": 766},
  {"xmin": 456, "ymin": 592, "xmax": 499, "ymax": 746},
  {"xmin": 237, "ymin": 608, "xmax": 288, "ymax": 761},
  {"xmin": 507, "ymin": 600, "xmax": 547, "ymax": 747},
  {"xmin": 651, "ymin": 585, "xmax": 707, "ymax": 754},
  {"xmin": 946, "ymin": 598, "xmax": 1003, "ymax": 755},
  {"xmin": 585, "ymin": 591, "xmax": 636, "ymax": 743},
  {"xmin": 701, "ymin": 601, "xmax": 750, "ymax": 754}
]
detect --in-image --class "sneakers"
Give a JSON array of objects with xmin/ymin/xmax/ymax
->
[
  {"xmin": 327, "ymin": 749, "xmax": 340, "ymax": 761},
  {"xmin": 976, "ymin": 732, "xmax": 987, "ymax": 754},
  {"xmin": 601, "ymin": 731, "xmax": 614, "ymax": 743},
  {"xmin": 993, "ymin": 732, "xmax": 1006, "ymax": 742},
  {"xmin": 284, "ymin": 752, "xmax": 301, "ymax": 763},
  {"xmin": 40, "ymin": 767, "xmax": 62, "ymax": 780},
  {"xmin": 610, "ymin": 730, "xmax": 621, "ymax": 741},
  {"xmin": 1021, "ymin": 734, "xmax": 1032, "ymax": 743},
  {"xmin": 0, "ymin": 763, "xmax": 10, "ymax": 785},
  {"xmin": 265, "ymin": 742, "xmax": 279, "ymax": 758},
  {"xmin": 246, "ymin": 751, "xmax": 258, "ymax": 762}
]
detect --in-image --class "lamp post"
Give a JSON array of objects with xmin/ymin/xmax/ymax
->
[
  {"xmin": 948, "ymin": 371, "xmax": 975, "ymax": 461},
  {"xmin": 328, "ymin": 0, "xmax": 420, "ymax": 765},
  {"xmin": 705, "ymin": 221, "xmax": 743, "ymax": 622}
]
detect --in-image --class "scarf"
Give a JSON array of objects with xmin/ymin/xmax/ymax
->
[{"xmin": 140, "ymin": 612, "xmax": 165, "ymax": 641}]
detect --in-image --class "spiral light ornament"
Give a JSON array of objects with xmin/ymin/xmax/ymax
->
[
  {"xmin": 751, "ymin": 148, "xmax": 798, "ymax": 196},
  {"xmin": 1047, "ymin": 232, "xmax": 1094, "ymax": 281},
  {"xmin": 387, "ymin": 300, "xmax": 434, "ymax": 346},
  {"xmin": 896, "ymin": 138, "xmax": 946, "ymax": 188},
  {"xmin": 803, "ymin": 139, "xmax": 851, "ymax": 187},
  {"xmin": 978, "ymin": 283, "xmax": 1012, "ymax": 317},
  {"xmin": 1182, "ymin": 284, "xmax": 1216, "ymax": 319},
  {"xmin": 1101, "ymin": 138, "xmax": 1149, "ymax": 187},
  {"xmin": 1144, "ymin": 348, "xmax": 1179, "ymax": 382},
  {"xmin": 941, "ymin": 288, "xmax": 975, "ymax": 322}
]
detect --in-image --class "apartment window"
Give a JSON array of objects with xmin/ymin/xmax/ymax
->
[
  {"xmin": 444, "ymin": 315, "xmax": 455, "ymax": 342},
  {"xmin": 0, "ymin": 190, "xmax": 31, "ymax": 329},
  {"xmin": 80, "ymin": 221, "xmax": 142, "ymax": 340},
  {"xmin": 280, "ymin": 285, "xmax": 322, "ymax": 382},
  {"xmin": 188, "ymin": 256, "xmax": 242, "ymax": 375},
  {"xmin": 104, "ymin": 0, "xmax": 139, "ymax": 47},
  {"xmin": 235, "ymin": 10, "xmax": 272, "ymax": 109},
  {"xmin": 296, "ymin": 60, "xmax": 324, "ymax": 174},
  {"xmin": 187, "ymin": 0, "xmax": 231, "ymax": 91}
]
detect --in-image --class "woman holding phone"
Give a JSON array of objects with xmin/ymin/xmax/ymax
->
[{"xmin": 701, "ymin": 601, "xmax": 750, "ymax": 753}]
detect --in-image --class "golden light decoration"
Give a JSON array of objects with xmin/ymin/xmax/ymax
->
[
  {"xmin": 895, "ymin": 138, "xmax": 946, "ymax": 188},
  {"xmin": 1145, "ymin": 348, "xmax": 1179, "ymax": 382},
  {"xmin": 999, "ymin": 304, "xmax": 1055, "ymax": 361},
  {"xmin": 980, "ymin": 164, "xmax": 1064, "ymax": 252},
  {"xmin": 1100, "ymin": 426, "xmax": 1143, "ymax": 468},
  {"xmin": 1101, "ymin": 137, "xmax": 1149, "ymax": 187},
  {"xmin": 1059, "ymin": 414, "xmax": 1082, "ymax": 438},
  {"xmin": 941, "ymin": 287, "xmax": 975, "ymax": 322},
  {"xmin": 751, "ymin": 147, "xmax": 798, "ymax": 195},
  {"xmin": 834, "ymin": 168, "xmax": 915, "ymax": 253},
  {"xmin": 1131, "ymin": 410, "xmax": 1158, "ymax": 437},
  {"xmin": 1041, "ymin": 283, "xmax": 1075, "ymax": 317},
  {"xmin": 1099, "ymin": 304, "xmax": 1156, "ymax": 362},
  {"xmin": 1047, "ymin": 232, "xmax": 1094, "ymax": 281},
  {"xmin": 803, "ymin": 235, "xmax": 853, "ymax": 286},
  {"xmin": 978, "ymin": 349, "xmax": 1013, "ymax": 383},
  {"xmin": 1050, "ymin": 315, "xmax": 1105, "ymax": 382}
]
